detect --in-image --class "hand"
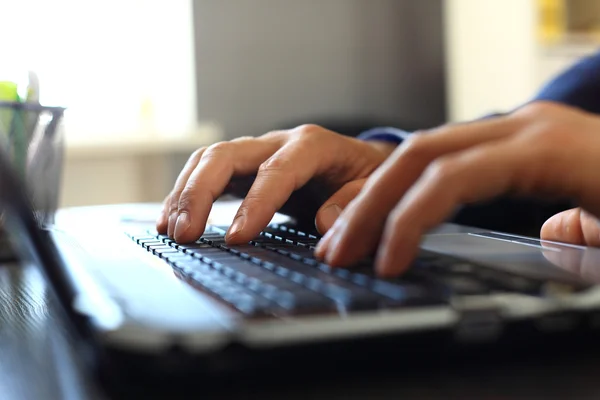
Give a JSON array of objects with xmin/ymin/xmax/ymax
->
[
  {"xmin": 156, "ymin": 124, "xmax": 396, "ymax": 243},
  {"xmin": 315, "ymin": 102, "xmax": 600, "ymax": 277}
]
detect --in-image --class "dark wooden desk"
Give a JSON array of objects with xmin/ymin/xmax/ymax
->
[{"xmin": 3, "ymin": 204, "xmax": 600, "ymax": 399}]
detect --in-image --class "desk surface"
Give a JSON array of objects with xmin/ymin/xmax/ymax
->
[{"xmin": 3, "ymin": 204, "xmax": 600, "ymax": 399}]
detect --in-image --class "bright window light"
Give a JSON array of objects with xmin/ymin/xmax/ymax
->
[{"xmin": 0, "ymin": 0, "xmax": 197, "ymax": 140}]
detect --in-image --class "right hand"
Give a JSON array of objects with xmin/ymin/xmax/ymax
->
[{"xmin": 156, "ymin": 124, "xmax": 396, "ymax": 243}]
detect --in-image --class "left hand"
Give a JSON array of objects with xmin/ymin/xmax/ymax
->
[{"xmin": 315, "ymin": 102, "xmax": 600, "ymax": 277}]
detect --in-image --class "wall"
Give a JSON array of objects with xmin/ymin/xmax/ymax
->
[
  {"xmin": 192, "ymin": 0, "xmax": 447, "ymax": 138},
  {"xmin": 444, "ymin": 0, "xmax": 539, "ymax": 122},
  {"xmin": 443, "ymin": 0, "xmax": 599, "ymax": 122}
]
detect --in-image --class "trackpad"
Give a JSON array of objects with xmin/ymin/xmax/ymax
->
[{"xmin": 420, "ymin": 233, "xmax": 600, "ymax": 284}]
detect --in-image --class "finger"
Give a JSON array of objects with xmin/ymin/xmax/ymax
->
[
  {"xmin": 373, "ymin": 135, "xmax": 573, "ymax": 277},
  {"xmin": 156, "ymin": 194, "xmax": 170, "ymax": 233},
  {"xmin": 226, "ymin": 138, "xmax": 334, "ymax": 244},
  {"xmin": 541, "ymin": 208, "xmax": 600, "ymax": 247},
  {"xmin": 173, "ymin": 136, "xmax": 282, "ymax": 242},
  {"xmin": 164, "ymin": 148, "xmax": 206, "ymax": 237},
  {"xmin": 323, "ymin": 116, "xmax": 524, "ymax": 267},
  {"xmin": 315, "ymin": 179, "xmax": 366, "ymax": 235}
]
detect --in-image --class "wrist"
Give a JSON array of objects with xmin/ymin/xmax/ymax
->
[
  {"xmin": 357, "ymin": 127, "xmax": 409, "ymax": 159},
  {"xmin": 366, "ymin": 140, "xmax": 397, "ymax": 158}
]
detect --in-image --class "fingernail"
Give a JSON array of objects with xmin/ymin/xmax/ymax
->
[
  {"xmin": 174, "ymin": 212, "xmax": 191, "ymax": 240},
  {"xmin": 321, "ymin": 204, "xmax": 342, "ymax": 230},
  {"xmin": 227, "ymin": 216, "xmax": 245, "ymax": 239},
  {"xmin": 168, "ymin": 212, "xmax": 178, "ymax": 238}
]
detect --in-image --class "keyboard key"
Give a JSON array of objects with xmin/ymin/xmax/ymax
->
[
  {"xmin": 234, "ymin": 296, "xmax": 272, "ymax": 315},
  {"xmin": 302, "ymin": 258, "xmax": 318, "ymax": 266},
  {"xmin": 179, "ymin": 261, "xmax": 212, "ymax": 275},
  {"xmin": 288, "ymin": 247, "xmax": 317, "ymax": 259},
  {"xmin": 274, "ymin": 266, "xmax": 290, "ymax": 277},
  {"xmin": 259, "ymin": 284, "xmax": 280, "ymax": 299},
  {"xmin": 262, "ymin": 262, "xmax": 276, "ymax": 271},
  {"xmin": 333, "ymin": 268, "xmax": 351, "ymax": 279},
  {"xmin": 304, "ymin": 277, "xmax": 323, "ymax": 292},
  {"xmin": 201, "ymin": 236, "xmax": 227, "ymax": 245},
  {"xmin": 134, "ymin": 236, "xmax": 159, "ymax": 244},
  {"xmin": 163, "ymin": 253, "xmax": 195, "ymax": 263},
  {"xmin": 321, "ymin": 284, "xmax": 352, "ymax": 303},
  {"xmin": 131, "ymin": 224, "xmax": 450, "ymax": 315},
  {"xmin": 317, "ymin": 264, "xmax": 333, "ymax": 273},
  {"xmin": 153, "ymin": 248, "xmax": 180, "ymax": 258},
  {"xmin": 157, "ymin": 234, "xmax": 171, "ymax": 242},
  {"xmin": 236, "ymin": 248, "xmax": 296, "ymax": 267},
  {"xmin": 327, "ymin": 286, "xmax": 381, "ymax": 309},
  {"xmin": 141, "ymin": 241, "xmax": 164, "ymax": 249},
  {"xmin": 178, "ymin": 243, "xmax": 215, "ymax": 253},
  {"xmin": 172, "ymin": 257, "xmax": 208, "ymax": 271},
  {"xmin": 351, "ymin": 274, "xmax": 371, "ymax": 286},
  {"xmin": 371, "ymin": 280, "xmax": 408, "ymax": 300},
  {"xmin": 149, "ymin": 245, "xmax": 172, "ymax": 254},
  {"xmin": 200, "ymin": 253, "xmax": 245, "ymax": 264},
  {"xmin": 274, "ymin": 289, "xmax": 332, "ymax": 311},
  {"xmin": 289, "ymin": 272, "xmax": 306, "ymax": 284}
]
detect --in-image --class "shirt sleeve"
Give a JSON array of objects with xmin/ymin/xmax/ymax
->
[
  {"xmin": 532, "ymin": 50, "xmax": 600, "ymax": 115},
  {"xmin": 357, "ymin": 126, "xmax": 412, "ymax": 145}
]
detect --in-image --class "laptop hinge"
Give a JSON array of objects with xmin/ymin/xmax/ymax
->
[{"xmin": 451, "ymin": 296, "xmax": 503, "ymax": 343}]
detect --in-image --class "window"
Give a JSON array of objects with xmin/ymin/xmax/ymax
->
[{"xmin": 0, "ymin": 0, "xmax": 197, "ymax": 141}]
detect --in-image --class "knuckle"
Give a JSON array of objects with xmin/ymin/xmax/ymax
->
[
  {"xmin": 189, "ymin": 147, "xmax": 206, "ymax": 162},
  {"xmin": 399, "ymin": 133, "xmax": 431, "ymax": 160},
  {"xmin": 258, "ymin": 156, "xmax": 289, "ymax": 175},
  {"xmin": 262, "ymin": 130, "xmax": 284, "ymax": 141},
  {"xmin": 513, "ymin": 101, "xmax": 558, "ymax": 120},
  {"xmin": 521, "ymin": 121, "xmax": 570, "ymax": 150},
  {"xmin": 291, "ymin": 124, "xmax": 323, "ymax": 139},
  {"xmin": 177, "ymin": 187, "xmax": 198, "ymax": 211},
  {"xmin": 525, "ymin": 125, "xmax": 560, "ymax": 143},
  {"xmin": 234, "ymin": 203, "xmax": 253, "ymax": 219},
  {"xmin": 425, "ymin": 157, "xmax": 459, "ymax": 183},
  {"xmin": 231, "ymin": 135, "xmax": 254, "ymax": 142},
  {"xmin": 202, "ymin": 141, "xmax": 232, "ymax": 159},
  {"xmin": 167, "ymin": 192, "xmax": 180, "ymax": 213}
]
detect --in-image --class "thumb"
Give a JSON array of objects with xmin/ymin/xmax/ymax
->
[
  {"xmin": 540, "ymin": 207, "xmax": 600, "ymax": 247},
  {"xmin": 315, "ymin": 179, "xmax": 366, "ymax": 235}
]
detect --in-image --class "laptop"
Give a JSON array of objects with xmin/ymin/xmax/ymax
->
[{"xmin": 3, "ymin": 146, "xmax": 600, "ymax": 385}]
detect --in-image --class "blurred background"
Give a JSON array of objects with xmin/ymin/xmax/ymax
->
[{"xmin": 1, "ymin": 0, "xmax": 599, "ymax": 209}]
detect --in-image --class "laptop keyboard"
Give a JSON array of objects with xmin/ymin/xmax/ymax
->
[{"xmin": 126, "ymin": 224, "xmax": 587, "ymax": 317}]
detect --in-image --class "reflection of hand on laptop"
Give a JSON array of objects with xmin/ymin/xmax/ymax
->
[
  {"xmin": 540, "ymin": 208, "xmax": 600, "ymax": 283},
  {"xmin": 155, "ymin": 124, "xmax": 395, "ymax": 243},
  {"xmin": 314, "ymin": 102, "xmax": 600, "ymax": 277},
  {"xmin": 541, "ymin": 208, "xmax": 600, "ymax": 248}
]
